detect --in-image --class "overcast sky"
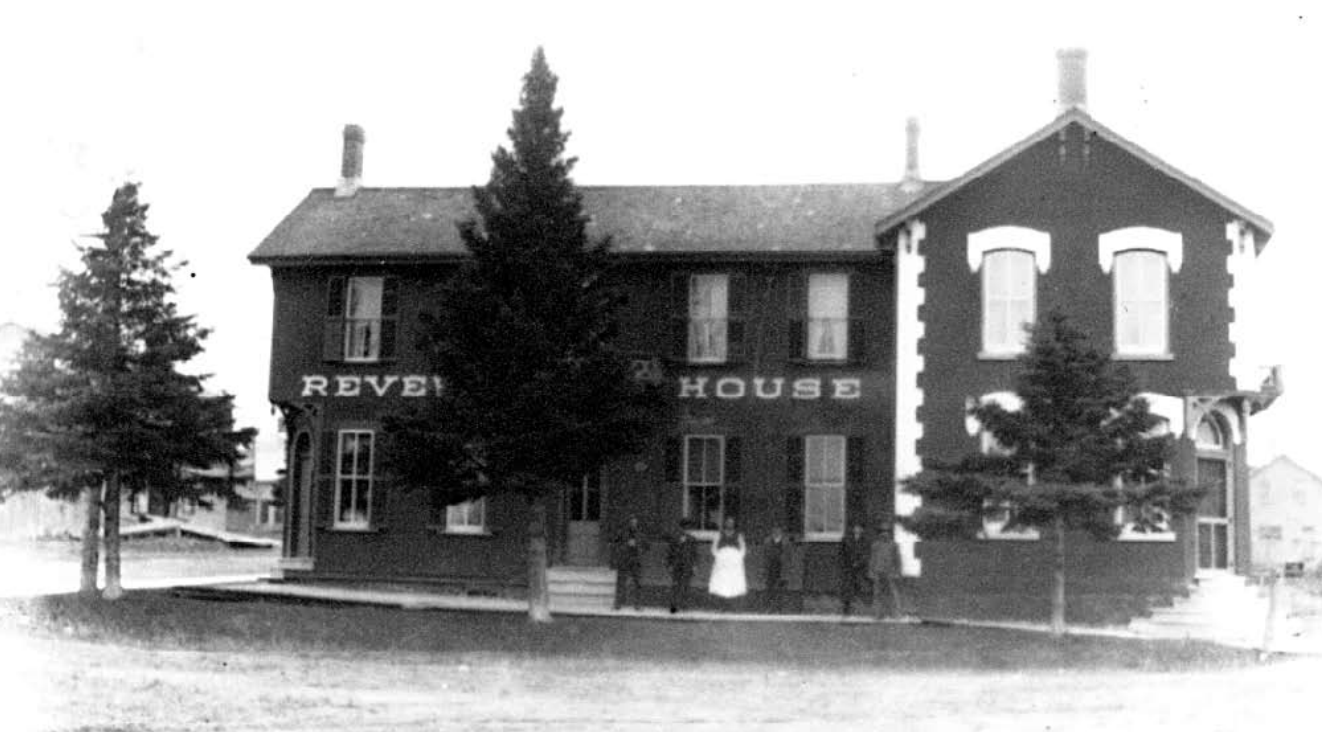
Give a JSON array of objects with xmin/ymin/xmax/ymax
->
[{"xmin": 1, "ymin": 1, "xmax": 1316, "ymax": 480}]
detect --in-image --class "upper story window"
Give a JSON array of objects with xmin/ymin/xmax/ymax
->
[
  {"xmin": 967, "ymin": 226, "xmax": 1051, "ymax": 359},
  {"xmin": 1113, "ymin": 251, "xmax": 1169, "ymax": 357},
  {"xmin": 1099, "ymin": 227, "xmax": 1182, "ymax": 359},
  {"xmin": 335, "ymin": 430, "xmax": 374, "ymax": 529},
  {"xmin": 325, "ymin": 276, "xmax": 398, "ymax": 362},
  {"xmin": 982, "ymin": 250, "xmax": 1036, "ymax": 356},
  {"xmin": 689, "ymin": 274, "xmax": 728, "ymax": 363},
  {"xmin": 790, "ymin": 272, "xmax": 861, "ymax": 362},
  {"xmin": 807, "ymin": 274, "xmax": 849, "ymax": 361},
  {"xmin": 673, "ymin": 273, "xmax": 746, "ymax": 364}
]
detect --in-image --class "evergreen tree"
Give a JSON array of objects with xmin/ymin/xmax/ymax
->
[
  {"xmin": 0, "ymin": 182, "xmax": 254, "ymax": 598},
  {"xmin": 383, "ymin": 48, "xmax": 663, "ymax": 622},
  {"xmin": 901, "ymin": 311, "xmax": 1203, "ymax": 635}
]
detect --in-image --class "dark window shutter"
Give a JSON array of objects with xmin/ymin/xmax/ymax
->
[
  {"xmin": 664, "ymin": 438, "xmax": 682, "ymax": 483},
  {"xmin": 784, "ymin": 485, "xmax": 804, "ymax": 534},
  {"xmin": 847, "ymin": 436, "xmax": 866, "ymax": 484},
  {"xmin": 378, "ymin": 277, "xmax": 399, "ymax": 360},
  {"xmin": 324, "ymin": 277, "xmax": 346, "ymax": 362},
  {"xmin": 848, "ymin": 319, "xmax": 866, "ymax": 364},
  {"xmin": 670, "ymin": 272, "xmax": 689, "ymax": 360},
  {"xmin": 317, "ymin": 431, "xmax": 338, "ymax": 527},
  {"xmin": 327, "ymin": 277, "xmax": 347, "ymax": 317},
  {"xmin": 370, "ymin": 476, "xmax": 388, "ymax": 530},
  {"xmin": 846, "ymin": 275, "xmax": 865, "ymax": 363},
  {"xmin": 727, "ymin": 274, "xmax": 748, "ymax": 362},
  {"xmin": 787, "ymin": 274, "xmax": 806, "ymax": 360},
  {"xmin": 724, "ymin": 485, "xmax": 741, "ymax": 526},
  {"xmin": 786, "ymin": 436, "xmax": 805, "ymax": 483},
  {"xmin": 724, "ymin": 437, "xmax": 742, "ymax": 483}
]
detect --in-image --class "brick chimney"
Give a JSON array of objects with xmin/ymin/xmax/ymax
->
[
  {"xmin": 900, "ymin": 116, "xmax": 922, "ymax": 193},
  {"xmin": 1056, "ymin": 48, "xmax": 1087, "ymax": 114},
  {"xmin": 335, "ymin": 124, "xmax": 364, "ymax": 197}
]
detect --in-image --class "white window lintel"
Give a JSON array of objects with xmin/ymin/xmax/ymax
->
[
  {"xmin": 967, "ymin": 226, "xmax": 1051, "ymax": 273},
  {"xmin": 1098, "ymin": 226, "xmax": 1183, "ymax": 273}
]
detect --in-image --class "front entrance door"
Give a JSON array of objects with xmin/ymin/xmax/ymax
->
[
  {"xmin": 565, "ymin": 472, "xmax": 604, "ymax": 566},
  {"xmin": 1196, "ymin": 456, "xmax": 1231, "ymax": 573}
]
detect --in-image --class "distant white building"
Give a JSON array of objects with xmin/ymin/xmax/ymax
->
[{"xmin": 1250, "ymin": 456, "xmax": 1322, "ymax": 572}]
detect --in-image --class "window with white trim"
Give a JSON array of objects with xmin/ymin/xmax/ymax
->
[
  {"xmin": 688, "ymin": 274, "xmax": 729, "ymax": 363},
  {"xmin": 970, "ymin": 394, "xmax": 1039, "ymax": 540},
  {"xmin": 683, "ymin": 436, "xmax": 725, "ymax": 531},
  {"xmin": 981, "ymin": 249, "xmax": 1036, "ymax": 356},
  {"xmin": 325, "ymin": 276, "xmax": 398, "ymax": 362},
  {"xmin": 1114, "ymin": 250, "xmax": 1169, "ymax": 357},
  {"xmin": 1115, "ymin": 417, "xmax": 1176, "ymax": 541},
  {"xmin": 446, "ymin": 498, "xmax": 487, "ymax": 534},
  {"xmin": 807, "ymin": 274, "xmax": 849, "ymax": 361},
  {"xmin": 804, "ymin": 435, "xmax": 847, "ymax": 538},
  {"xmin": 334, "ymin": 430, "xmax": 374, "ymax": 528}
]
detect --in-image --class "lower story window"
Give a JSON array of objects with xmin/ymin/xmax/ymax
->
[
  {"xmin": 804, "ymin": 435, "xmax": 846, "ymax": 538},
  {"xmin": 335, "ymin": 430, "xmax": 374, "ymax": 528},
  {"xmin": 445, "ymin": 498, "xmax": 487, "ymax": 534},
  {"xmin": 683, "ymin": 435, "xmax": 725, "ymax": 531}
]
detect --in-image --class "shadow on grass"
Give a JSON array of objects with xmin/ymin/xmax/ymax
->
[{"xmin": 3, "ymin": 589, "xmax": 1263, "ymax": 672}]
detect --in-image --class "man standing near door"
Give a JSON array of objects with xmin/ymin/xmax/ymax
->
[
  {"xmin": 613, "ymin": 515, "xmax": 645, "ymax": 610},
  {"xmin": 666, "ymin": 520, "xmax": 698, "ymax": 613}
]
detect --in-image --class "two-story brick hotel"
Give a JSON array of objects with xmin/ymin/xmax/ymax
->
[{"xmin": 250, "ymin": 51, "xmax": 1278, "ymax": 620}]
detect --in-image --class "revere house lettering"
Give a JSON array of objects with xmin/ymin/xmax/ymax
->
[
  {"xmin": 300, "ymin": 374, "xmax": 445, "ymax": 398},
  {"xmin": 676, "ymin": 376, "xmax": 862, "ymax": 401}
]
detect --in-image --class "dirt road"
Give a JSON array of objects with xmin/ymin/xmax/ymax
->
[{"xmin": 4, "ymin": 627, "xmax": 1319, "ymax": 732}]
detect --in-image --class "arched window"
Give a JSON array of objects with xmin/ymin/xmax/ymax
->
[{"xmin": 1195, "ymin": 413, "xmax": 1233, "ymax": 571}]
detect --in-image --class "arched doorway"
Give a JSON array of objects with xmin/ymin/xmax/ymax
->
[
  {"xmin": 285, "ymin": 432, "xmax": 313, "ymax": 561},
  {"xmin": 1195, "ymin": 413, "xmax": 1233, "ymax": 574}
]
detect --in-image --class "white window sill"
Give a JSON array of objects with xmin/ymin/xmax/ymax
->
[
  {"xmin": 343, "ymin": 357, "xmax": 383, "ymax": 364},
  {"xmin": 328, "ymin": 524, "xmax": 376, "ymax": 533},
  {"xmin": 432, "ymin": 526, "xmax": 491, "ymax": 537},
  {"xmin": 978, "ymin": 351, "xmax": 1026, "ymax": 361},
  {"xmin": 978, "ymin": 529, "xmax": 1041, "ymax": 541},
  {"xmin": 1116, "ymin": 527, "xmax": 1177, "ymax": 542},
  {"xmin": 801, "ymin": 533, "xmax": 844, "ymax": 543},
  {"xmin": 1112, "ymin": 352, "xmax": 1174, "ymax": 361}
]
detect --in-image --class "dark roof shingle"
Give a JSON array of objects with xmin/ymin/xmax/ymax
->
[{"xmin": 248, "ymin": 183, "xmax": 936, "ymax": 263}]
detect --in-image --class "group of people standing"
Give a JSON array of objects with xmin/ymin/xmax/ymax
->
[{"xmin": 612, "ymin": 515, "xmax": 905, "ymax": 618}]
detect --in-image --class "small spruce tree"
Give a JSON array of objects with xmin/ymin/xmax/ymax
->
[
  {"xmin": 0, "ymin": 182, "xmax": 254, "ymax": 598},
  {"xmin": 383, "ymin": 48, "xmax": 663, "ymax": 622},
  {"xmin": 901, "ymin": 311, "xmax": 1203, "ymax": 635}
]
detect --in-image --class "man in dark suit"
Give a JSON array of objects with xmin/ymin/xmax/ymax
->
[
  {"xmin": 838, "ymin": 522, "xmax": 869, "ymax": 616},
  {"xmin": 613, "ymin": 515, "xmax": 645, "ymax": 610},
  {"xmin": 665, "ymin": 520, "xmax": 699, "ymax": 613},
  {"xmin": 762, "ymin": 525, "xmax": 795, "ymax": 613}
]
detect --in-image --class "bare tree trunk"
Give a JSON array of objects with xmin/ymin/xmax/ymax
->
[
  {"xmin": 79, "ymin": 482, "xmax": 103, "ymax": 596},
  {"xmin": 1051, "ymin": 513, "xmax": 1066, "ymax": 637},
  {"xmin": 102, "ymin": 474, "xmax": 124, "ymax": 600},
  {"xmin": 527, "ymin": 493, "xmax": 553, "ymax": 623}
]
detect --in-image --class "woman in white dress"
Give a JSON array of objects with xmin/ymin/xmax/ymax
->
[{"xmin": 707, "ymin": 516, "xmax": 747, "ymax": 610}]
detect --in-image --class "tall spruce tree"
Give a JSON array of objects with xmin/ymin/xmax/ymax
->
[
  {"xmin": 0, "ymin": 182, "xmax": 253, "ymax": 598},
  {"xmin": 901, "ymin": 311, "xmax": 1203, "ymax": 635},
  {"xmin": 383, "ymin": 48, "xmax": 663, "ymax": 622}
]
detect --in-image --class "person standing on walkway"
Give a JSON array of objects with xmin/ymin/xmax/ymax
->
[
  {"xmin": 613, "ymin": 515, "xmax": 645, "ymax": 611},
  {"xmin": 707, "ymin": 516, "xmax": 747, "ymax": 611},
  {"xmin": 838, "ymin": 522, "xmax": 869, "ymax": 616},
  {"xmin": 869, "ymin": 523, "xmax": 903, "ymax": 619},
  {"xmin": 666, "ymin": 520, "xmax": 699, "ymax": 614},
  {"xmin": 762, "ymin": 525, "xmax": 795, "ymax": 614}
]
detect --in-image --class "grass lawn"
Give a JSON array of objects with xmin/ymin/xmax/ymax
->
[
  {"xmin": 3, "ymin": 591, "xmax": 1317, "ymax": 731},
  {"xmin": 6, "ymin": 590, "xmax": 1261, "ymax": 670}
]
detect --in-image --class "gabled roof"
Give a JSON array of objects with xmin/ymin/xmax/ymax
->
[
  {"xmin": 1252, "ymin": 456, "xmax": 1322, "ymax": 484},
  {"xmin": 249, "ymin": 183, "xmax": 938, "ymax": 264},
  {"xmin": 874, "ymin": 108, "xmax": 1274, "ymax": 249}
]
